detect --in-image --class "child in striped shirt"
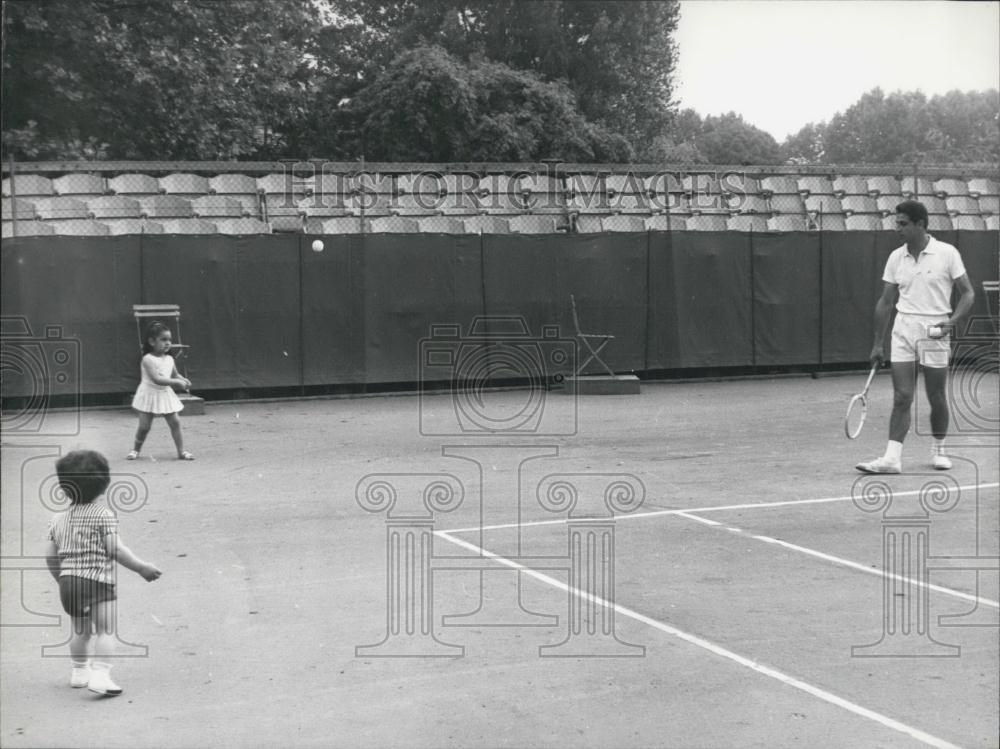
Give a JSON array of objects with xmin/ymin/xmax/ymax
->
[{"xmin": 44, "ymin": 450, "xmax": 162, "ymax": 696}]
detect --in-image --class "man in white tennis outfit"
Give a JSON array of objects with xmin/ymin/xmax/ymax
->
[{"xmin": 856, "ymin": 200, "xmax": 975, "ymax": 474}]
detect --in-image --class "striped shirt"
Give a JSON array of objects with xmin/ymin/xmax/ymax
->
[{"xmin": 46, "ymin": 503, "xmax": 119, "ymax": 584}]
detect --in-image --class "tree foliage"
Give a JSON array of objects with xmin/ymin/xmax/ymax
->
[
  {"xmin": 782, "ymin": 88, "xmax": 999, "ymax": 165},
  {"xmin": 650, "ymin": 109, "xmax": 782, "ymax": 165},
  {"xmin": 355, "ymin": 45, "xmax": 631, "ymax": 162},
  {"xmin": 299, "ymin": 0, "xmax": 679, "ymax": 158},
  {"xmin": 2, "ymin": 0, "xmax": 319, "ymax": 160}
]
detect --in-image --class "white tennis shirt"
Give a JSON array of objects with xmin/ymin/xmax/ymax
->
[{"xmin": 882, "ymin": 236, "xmax": 967, "ymax": 316}]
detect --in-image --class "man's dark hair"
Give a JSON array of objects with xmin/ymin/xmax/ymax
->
[{"xmin": 895, "ymin": 200, "xmax": 929, "ymax": 228}]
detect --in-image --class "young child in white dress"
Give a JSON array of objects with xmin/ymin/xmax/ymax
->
[{"xmin": 127, "ymin": 321, "xmax": 194, "ymax": 460}]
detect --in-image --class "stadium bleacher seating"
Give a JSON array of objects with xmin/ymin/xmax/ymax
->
[
  {"xmin": 33, "ymin": 197, "xmax": 90, "ymax": 221},
  {"xmin": 832, "ymin": 176, "xmax": 868, "ymax": 197},
  {"xmin": 932, "ymin": 178, "xmax": 968, "ymax": 197},
  {"xmin": 726, "ymin": 214, "xmax": 768, "ymax": 232},
  {"xmin": 88, "ymin": 195, "xmax": 142, "ymax": 219},
  {"xmin": 2, "ymin": 166, "xmax": 996, "ymax": 238},
  {"xmin": 3, "ymin": 219, "xmax": 54, "ymax": 238},
  {"xmin": 507, "ymin": 215, "xmax": 558, "ymax": 234},
  {"xmin": 840, "ymin": 196, "xmax": 878, "ymax": 215},
  {"xmin": 52, "ymin": 219, "xmax": 110, "ymax": 235},
  {"xmin": 900, "ymin": 177, "xmax": 935, "ymax": 198},
  {"xmin": 157, "ymin": 218, "xmax": 218, "ymax": 234},
  {"xmin": 368, "ymin": 216, "xmax": 419, "ymax": 233},
  {"xmin": 139, "ymin": 195, "xmax": 194, "ymax": 218},
  {"xmin": 463, "ymin": 215, "xmax": 510, "ymax": 234},
  {"xmin": 108, "ymin": 174, "xmax": 159, "ymax": 195},
  {"xmin": 574, "ymin": 214, "xmax": 605, "ymax": 233},
  {"xmin": 945, "ymin": 196, "xmax": 981, "ymax": 215},
  {"xmin": 804, "ymin": 194, "xmax": 842, "ymax": 214},
  {"xmin": 418, "ymin": 216, "xmax": 465, "ymax": 234},
  {"xmin": 686, "ymin": 214, "xmax": 727, "ymax": 231},
  {"xmin": 952, "ymin": 215, "xmax": 987, "ymax": 231},
  {"xmin": 601, "ymin": 214, "xmax": 646, "ymax": 232},
  {"xmin": 3, "ymin": 174, "xmax": 54, "ymax": 197},
  {"xmin": 53, "ymin": 174, "xmax": 107, "ymax": 197},
  {"xmin": 103, "ymin": 218, "xmax": 163, "ymax": 235},
  {"xmin": 160, "ymin": 173, "xmax": 210, "ymax": 197},
  {"xmin": 2, "ymin": 197, "xmax": 37, "ymax": 221},
  {"xmin": 215, "ymin": 218, "xmax": 272, "ymax": 235},
  {"xmin": 649, "ymin": 214, "xmax": 687, "ymax": 231},
  {"xmin": 866, "ymin": 176, "xmax": 901, "ymax": 197},
  {"xmin": 191, "ymin": 195, "xmax": 246, "ymax": 219},
  {"xmin": 797, "ymin": 176, "xmax": 835, "ymax": 196},
  {"xmin": 844, "ymin": 214, "xmax": 881, "ymax": 231}
]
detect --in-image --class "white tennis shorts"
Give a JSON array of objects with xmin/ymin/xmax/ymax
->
[{"xmin": 891, "ymin": 312, "xmax": 951, "ymax": 368}]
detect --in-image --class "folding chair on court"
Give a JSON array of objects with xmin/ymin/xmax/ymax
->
[
  {"xmin": 569, "ymin": 294, "xmax": 617, "ymax": 377},
  {"xmin": 132, "ymin": 304, "xmax": 204, "ymax": 414}
]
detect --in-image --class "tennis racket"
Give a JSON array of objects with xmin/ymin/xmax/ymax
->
[{"xmin": 844, "ymin": 364, "xmax": 879, "ymax": 439}]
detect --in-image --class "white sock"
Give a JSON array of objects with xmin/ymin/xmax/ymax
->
[
  {"xmin": 933, "ymin": 438, "xmax": 946, "ymax": 455},
  {"xmin": 71, "ymin": 659, "xmax": 89, "ymax": 669},
  {"xmin": 885, "ymin": 440, "xmax": 903, "ymax": 462}
]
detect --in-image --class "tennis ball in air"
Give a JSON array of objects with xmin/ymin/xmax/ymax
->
[{"xmin": 311, "ymin": 239, "xmax": 324, "ymax": 253}]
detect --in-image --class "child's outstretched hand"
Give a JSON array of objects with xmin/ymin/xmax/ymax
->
[{"xmin": 141, "ymin": 563, "xmax": 162, "ymax": 582}]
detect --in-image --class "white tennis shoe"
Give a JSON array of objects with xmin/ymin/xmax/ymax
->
[
  {"xmin": 70, "ymin": 665, "xmax": 90, "ymax": 688},
  {"xmin": 87, "ymin": 663, "xmax": 123, "ymax": 696},
  {"xmin": 932, "ymin": 452, "xmax": 953, "ymax": 470},
  {"xmin": 855, "ymin": 457, "xmax": 902, "ymax": 474}
]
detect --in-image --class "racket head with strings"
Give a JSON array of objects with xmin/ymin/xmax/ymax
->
[
  {"xmin": 844, "ymin": 393, "xmax": 868, "ymax": 439},
  {"xmin": 844, "ymin": 364, "xmax": 879, "ymax": 439}
]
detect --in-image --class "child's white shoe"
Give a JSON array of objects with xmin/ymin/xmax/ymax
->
[
  {"xmin": 70, "ymin": 664, "xmax": 90, "ymax": 688},
  {"xmin": 87, "ymin": 662, "xmax": 122, "ymax": 696}
]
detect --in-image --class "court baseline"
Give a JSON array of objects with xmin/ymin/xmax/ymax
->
[{"xmin": 435, "ymin": 529, "xmax": 967, "ymax": 749}]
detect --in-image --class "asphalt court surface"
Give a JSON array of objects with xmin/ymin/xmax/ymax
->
[{"xmin": 2, "ymin": 372, "xmax": 998, "ymax": 748}]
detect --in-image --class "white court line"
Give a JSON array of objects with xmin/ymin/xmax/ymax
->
[
  {"xmin": 673, "ymin": 511, "xmax": 721, "ymax": 526},
  {"xmin": 745, "ymin": 531, "xmax": 997, "ymax": 609},
  {"xmin": 441, "ymin": 482, "xmax": 1000, "ymax": 535},
  {"xmin": 435, "ymin": 529, "xmax": 966, "ymax": 749}
]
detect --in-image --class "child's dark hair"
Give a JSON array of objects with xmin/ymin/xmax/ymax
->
[
  {"xmin": 895, "ymin": 200, "xmax": 929, "ymax": 228},
  {"xmin": 56, "ymin": 450, "xmax": 111, "ymax": 505},
  {"xmin": 142, "ymin": 321, "xmax": 171, "ymax": 355}
]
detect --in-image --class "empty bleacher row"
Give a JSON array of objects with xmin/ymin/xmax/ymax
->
[{"xmin": 3, "ymin": 170, "xmax": 999, "ymax": 237}]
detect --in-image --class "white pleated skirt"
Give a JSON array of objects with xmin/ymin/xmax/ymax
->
[{"xmin": 131, "ymin": 383, "xmax": 184, "ymax": 414}]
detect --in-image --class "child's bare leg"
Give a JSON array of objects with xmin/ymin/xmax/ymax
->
[
  {"xmin": 68, "ymin": 614, "xmax": 93, "ymax": 686},
  {"xmin": 69, "ymin": 615, "xmax": 92, "ymax": 663},
  {"xmin": 133, "ymin": 412, "xmax": 154, "ymax": 452},
  {"xmin": 90, "ymin": 600, "xmax": 116, "ymax": 661},
  {"xmin": 88, "ymin": 600, "xmax": 123, "ymax": 694},
  {"xmin": 164, "ymin": 413, "xmax": 186, "ymax": 457}
]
